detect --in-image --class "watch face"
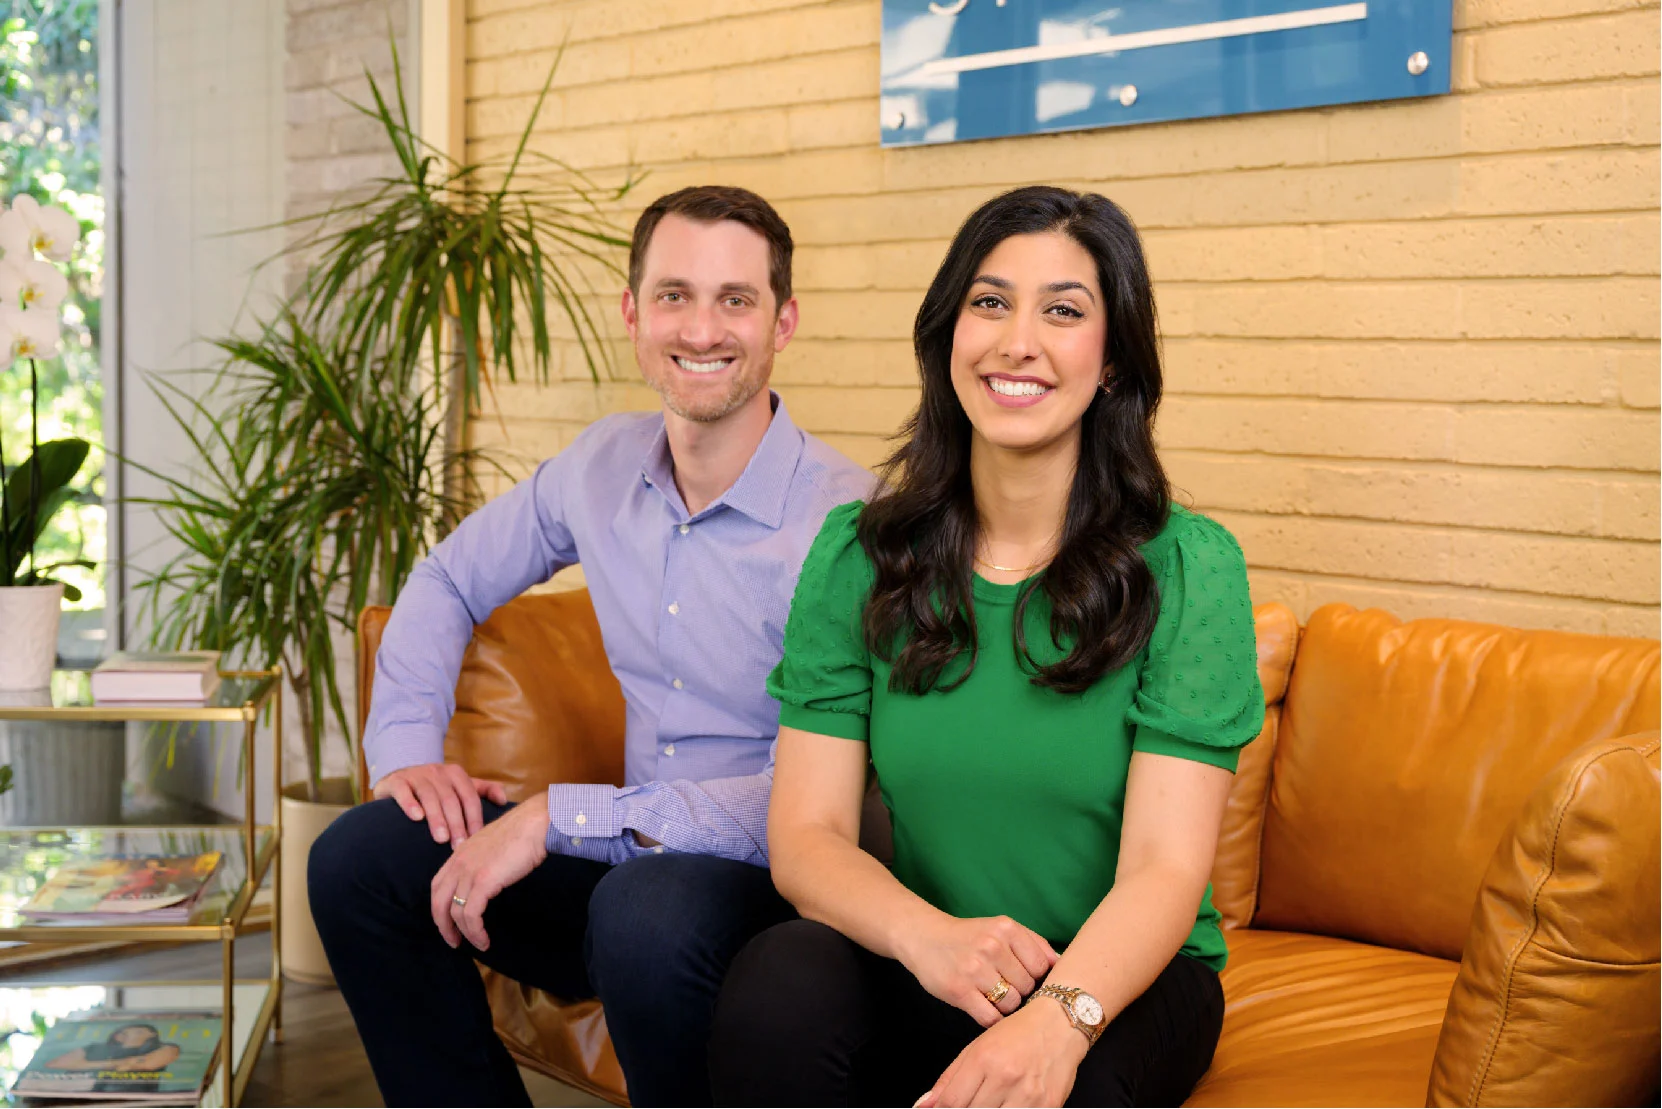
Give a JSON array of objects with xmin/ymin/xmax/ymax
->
[{"xmin": 1073, "ymin": 993, "xmax": 1105, "ymax": 1027}]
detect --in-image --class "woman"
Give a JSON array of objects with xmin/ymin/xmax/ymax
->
[{"xmin": 707, "ymin": 186, "xmax": 1263, "ymax": 1107}]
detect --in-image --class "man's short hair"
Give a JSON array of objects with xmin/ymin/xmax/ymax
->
[{"xmin": 628, "ymin": 186, "xmax": 794, "ymax": 309}]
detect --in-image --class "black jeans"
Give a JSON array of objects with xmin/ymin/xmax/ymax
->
[
  {"xmin": 708, "ymin": 919, "xmax": 1225, "ymax": 1107},
  {"xmin": 308, "ymin": 798, "xmax": 794, "ymax": 1107}
]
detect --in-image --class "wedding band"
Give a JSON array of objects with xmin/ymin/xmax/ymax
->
[
  {"xmin": 451, "ymin": 895, "xmax": 467, "ymax": 908},
  {"xmin": 983, "ymin": 977, "xmax": 1011, "ymax": 1005}
]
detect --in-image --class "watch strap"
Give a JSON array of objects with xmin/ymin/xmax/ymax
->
[{"xmin": 1033, "ymin": 984, "xmax": 1104, "ymax": 1045}]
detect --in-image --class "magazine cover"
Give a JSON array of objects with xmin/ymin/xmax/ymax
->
[
  {"xmin": 10, "ymin": 1011, "xmax": 221, "ymax": 1102},
  {"xmin": 21, "ymin": 854, "xmax": 223, "ymax": 920}
]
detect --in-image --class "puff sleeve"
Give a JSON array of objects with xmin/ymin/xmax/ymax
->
[
  {"xmin": 1126, "ymin": 510, "xmax": 1266, "ymax": 772},
  {"xmin": 766, "ymin": 500, "xmax": 875, "ymax": 742}
]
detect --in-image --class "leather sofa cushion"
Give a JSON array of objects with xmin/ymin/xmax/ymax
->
[
  {"xmin": 481, "ymin": 967, "xmax": 627, "ymax": 1105},
  {"xmin": 444, "ymin": 590, "xmax": 625, "ymax": 801},
  {"xmin": 1256, "ymin": 605, "xmax": 1660, "ymax": 960},
  {"xmin": 1427, "ymin": 731, "xmax": 1662, "ymax": 1107},
  {"xmin": 1184, "ymin": 930, "xmax": 1458, "ymax": 1107}
]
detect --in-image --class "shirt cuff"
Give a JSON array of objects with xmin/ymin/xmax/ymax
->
[
  {"xmin": 363, "ymin": 727, "xmax": 447, "ymax": 788},
  {"xmin": 545, "ymin": 782, "xmax": 624, "ymax": 854},
  {"xmin": 778, "ymin": 703, "xmax": 870, "ymax": 742}
]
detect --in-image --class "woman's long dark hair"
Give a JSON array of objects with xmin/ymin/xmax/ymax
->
[{"xmin": 857, "ymin": 186, "xmax": 1170, "ymax": 696}]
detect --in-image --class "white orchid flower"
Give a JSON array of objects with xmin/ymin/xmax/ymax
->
[
  {"xmin": 0, "ymin": 209, "xmax": 29, "ymax": 267},
  {"xmin": 0, "ymin": 305, "xmax": 63, "ymax": 370},
  {"xmin": 9, "ymin": 196, "xmax": 80, "ymax": 262},
  {"xmin": 0, "ymin": 258, "xmax": 69, "ymax": 312}
]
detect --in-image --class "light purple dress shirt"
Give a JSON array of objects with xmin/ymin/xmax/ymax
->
[{"xmin": 363, "ymin": 394, "xmax": 873, "ymax": 867}]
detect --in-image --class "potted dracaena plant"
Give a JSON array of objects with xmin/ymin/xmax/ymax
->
[
  {"xmin": 0, "ymin": 194, "xmax": 91, "ymax": 691},
  {"xmin": 129, "ymin": 43, "xmax": 632, "ymax": 983}
]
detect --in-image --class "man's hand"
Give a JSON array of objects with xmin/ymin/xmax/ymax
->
[
  {"xmin": 373, "ymin": 763, "xmax": 508, "ymax": 845},
  {"xmin": 428, "ymin": 798, "xmax": 549, "ymax": 951}
]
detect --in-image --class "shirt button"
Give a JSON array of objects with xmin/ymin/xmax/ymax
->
[
  {"xmin": 678, "ymin": 524, "xmax": 690, "ymax": 535},
  {"xmin": 672, "ymin": 678, "xmax": 684, "ymax": 689},
  {"xmin": 665, "ymin": 744, "xmax": 676, "ymax": 756},
  {"xmin": 574, "ymin": 813, "xmax": 587, "ymax": 826},
  {"xmin": 653, "ymin": 846, "xmax": 665, "ymax": 855},
  {"xmin": 570, "ymin": 836, "xmax": 582, "ymax": 846},
  {"xmin": 667, "ymin": 603, "xmax": 679, "ymax": 616}
]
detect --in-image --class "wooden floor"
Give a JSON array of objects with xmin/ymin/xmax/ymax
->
[{"xmin": 2, "ymin": 935, "xmax": 608, "ymax": 1107}]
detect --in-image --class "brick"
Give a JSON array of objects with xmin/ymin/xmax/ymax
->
[
  {"xmin": 1458, "ymin": 148, "xmax": 1660, "ymax": 217},
  {"xmin": 1456, "ymin": 0, "xmax": 1654, "ymax": 30},
  {"xmin": 1469, "ymin": 10, "xmax": 1660, "ymax": 88},
  {"xmin": 628, "ymin": 5, "xmax": 878, "ymax": 79},
  {"xmin": 1600, "ymin": 476, "xmax": 1661, "ymax": 540},
  {"xmin": 1166, "ymin": 452, "xmax": 1614, "ymax": 537},
  {"xmin": 1214, "ymin": 511, "xmax": 1658, "ymax": 604},
  {"xmin": 1247, "ymin": 567, "xmax": 1622, "ymax": 635},
  {"xmin": 1626, "ymin": 79, "xmax": 1661, "ymax": 144},
  {"xmin": 1451, "ymin": 405, "xmax": 1658, "ymax": 470},
  {"xmin": 1616, "ymin": 347, "xmax": 1661, "ymax": 407},
  {"xmin": 1158, "ymin": 397, "xmax": 1458, "ymax": 462},
  {"xmin": 1460, "ymin": 277, "xmax": 1659, "ymax": 339},
  {"xmin": 1163, "ymin": 339, "xmax": 1614, "ymax": 405},
  {"xmin": 1320, "ymin": 217, "xmax": 1648, "ymax": 280},
  {"xmin": 1602, "ymin": 604, "xmax": 1662, "ymax": 637},
  {"xmin": 772, "ymin": 339, "xmax": 915, "ymax": 387},
  {"xmin": 1144, "ymin": 226, "xmax": 1321, "ymax": 282},
  {"xmin": 786, "ymin": 99, "xmax": 877, "ymax": 151}
]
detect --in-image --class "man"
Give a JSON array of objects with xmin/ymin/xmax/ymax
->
[{"xmin": 309, "ymin": 186, "xmax": 872, "ymax": 1106}]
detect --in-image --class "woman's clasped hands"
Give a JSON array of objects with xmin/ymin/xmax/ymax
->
[{"xmin": 896, "ymin": 913, "xmax": 1084, "ymax": 1107}]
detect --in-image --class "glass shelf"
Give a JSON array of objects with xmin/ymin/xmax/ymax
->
[
  {"xmin": 0, "ymin": 828, "xmax": 275, "ymax": 942},
  {"xmin": 0, "ymin": 671, "xmax": 277, "ymax": 723},
  {"xmin": 0, "ymin": 979, "xmax": 273, "ymax": 1107}
]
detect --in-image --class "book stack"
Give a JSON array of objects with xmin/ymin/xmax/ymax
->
[
  {"xmin": 10, "ymin": 1010, "xmax": 222, "ymax": 1103},
  {"xmin": 89, "ymin": 652, "xmax": 222, "ymax": 703},
  {"xmin": 20, "ymin": 854, "xmax": 224, "ymax": 925}
]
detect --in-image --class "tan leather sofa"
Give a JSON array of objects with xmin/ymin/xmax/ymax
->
[{"xmin": 356, "ymin": 593, "xmax": 1660, "ymax": 1106}]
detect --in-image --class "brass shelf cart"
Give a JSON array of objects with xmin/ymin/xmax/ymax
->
[{"xmin": 0, "ymin": 668, "xmax": 284, "ymax": 1106}]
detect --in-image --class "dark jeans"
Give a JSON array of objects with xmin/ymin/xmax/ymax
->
[
  {"xmin": 308, "ymin": 798, "xmax": 794, "ymax": 1107},
  {"xmin": 708, "ymin": 919, "xmax": 1225, "ymax": 1107}
]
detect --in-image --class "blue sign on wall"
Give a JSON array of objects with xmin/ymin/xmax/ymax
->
[{"xmin": 880, "ymin": 1, "xmax": 1452, "ymax": 147}]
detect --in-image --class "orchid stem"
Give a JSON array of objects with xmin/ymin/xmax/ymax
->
[
  {"xmin": 28, "ymin": 358, "xmax": 39, "ymax": 581},
  {"xmin": 0, "ymin": 411, "xmax": 10, "ymax": 586}
]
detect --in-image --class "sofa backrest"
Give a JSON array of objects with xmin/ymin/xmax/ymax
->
[
  {"xmin": 357, "ymin": 590, "xmax": 625, "ymax": 799},
  {"xmin": 1208, "ymin": 603, "xmax": 1300, "ymax": 928},
  {"xmin": 1252, "ymin": 604, "xmax": 1661, "ymax": 961}
]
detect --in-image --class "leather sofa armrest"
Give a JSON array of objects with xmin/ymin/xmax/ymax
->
[{"xmin": 1426, "ymin": 730, "xmax": 1661, "ymax": 1107}]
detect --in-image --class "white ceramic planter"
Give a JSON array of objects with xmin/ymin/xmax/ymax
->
[
  {"xmin": 0, "ymin": 583, "xmax": 64, "ymax": 691},
  {"xmin": 279, "ymin": 777, "xmax": 356, "ymax": 986}
]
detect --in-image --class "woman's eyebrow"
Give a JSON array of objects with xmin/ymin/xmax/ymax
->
[
  {"xmin": 1043, "ymin": 280, "xmax": 1096, "ymax": 303},
  {"xmin": 970, "ymin": 274, "xmax": 1013, "ymax": 289}
]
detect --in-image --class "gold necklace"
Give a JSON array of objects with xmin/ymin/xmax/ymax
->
[{"xmin": 973, "ymin": 554, "xmax": 1045, "ymax": 574}]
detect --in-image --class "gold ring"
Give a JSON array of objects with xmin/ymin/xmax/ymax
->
[
  {"xmin": 983, "ymin": 977, "xmax": 1011, "ymax": 1005},
  {"xmin": 451, "ymin": 895, "xmax": 467, "ymax": 909}
]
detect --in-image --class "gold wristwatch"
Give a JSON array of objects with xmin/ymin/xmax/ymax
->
[{"xmin": 1032, "ymin": 984, "xmax": 1106, "ymax": 1045}]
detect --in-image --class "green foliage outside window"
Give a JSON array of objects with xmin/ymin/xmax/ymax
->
[{"xmin": 1, "ymin": 0, "xmax": 104, "ymax": 609}]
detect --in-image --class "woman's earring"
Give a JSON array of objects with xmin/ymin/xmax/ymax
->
[{"xmin": 1099, "ymin": 376, "xmax": 1114, "ymax": 395}]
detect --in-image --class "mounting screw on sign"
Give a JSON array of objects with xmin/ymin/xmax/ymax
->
[
  {"xmin": 1407, "ymin": 51, "xmax": 1430, "ymax": 75},
  {"xmin": 1117, "ymin": 85, "xmax": 1139, "ymax": 107}
]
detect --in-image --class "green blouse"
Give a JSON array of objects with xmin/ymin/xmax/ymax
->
[{"xmin": 766, "ymin": 502, "xmax": 1264, "ymax": 970}]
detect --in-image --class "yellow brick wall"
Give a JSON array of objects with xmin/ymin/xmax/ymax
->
[{"xmin": 464, "ymin": 0, "xmax": 1661, "ymax": 637}]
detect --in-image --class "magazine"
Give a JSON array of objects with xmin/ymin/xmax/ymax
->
[
  {"xmin": 20, "ymin": 854, "xmax": 223, "ymax": 925},
  {"xmin": 10, "ymin": 1010, "xmax": 221, "ymax": 1102}
]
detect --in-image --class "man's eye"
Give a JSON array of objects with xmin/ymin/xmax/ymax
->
[{"xmin": 725, "ymin": 297, "xmax": 748, "ymax": 308}]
